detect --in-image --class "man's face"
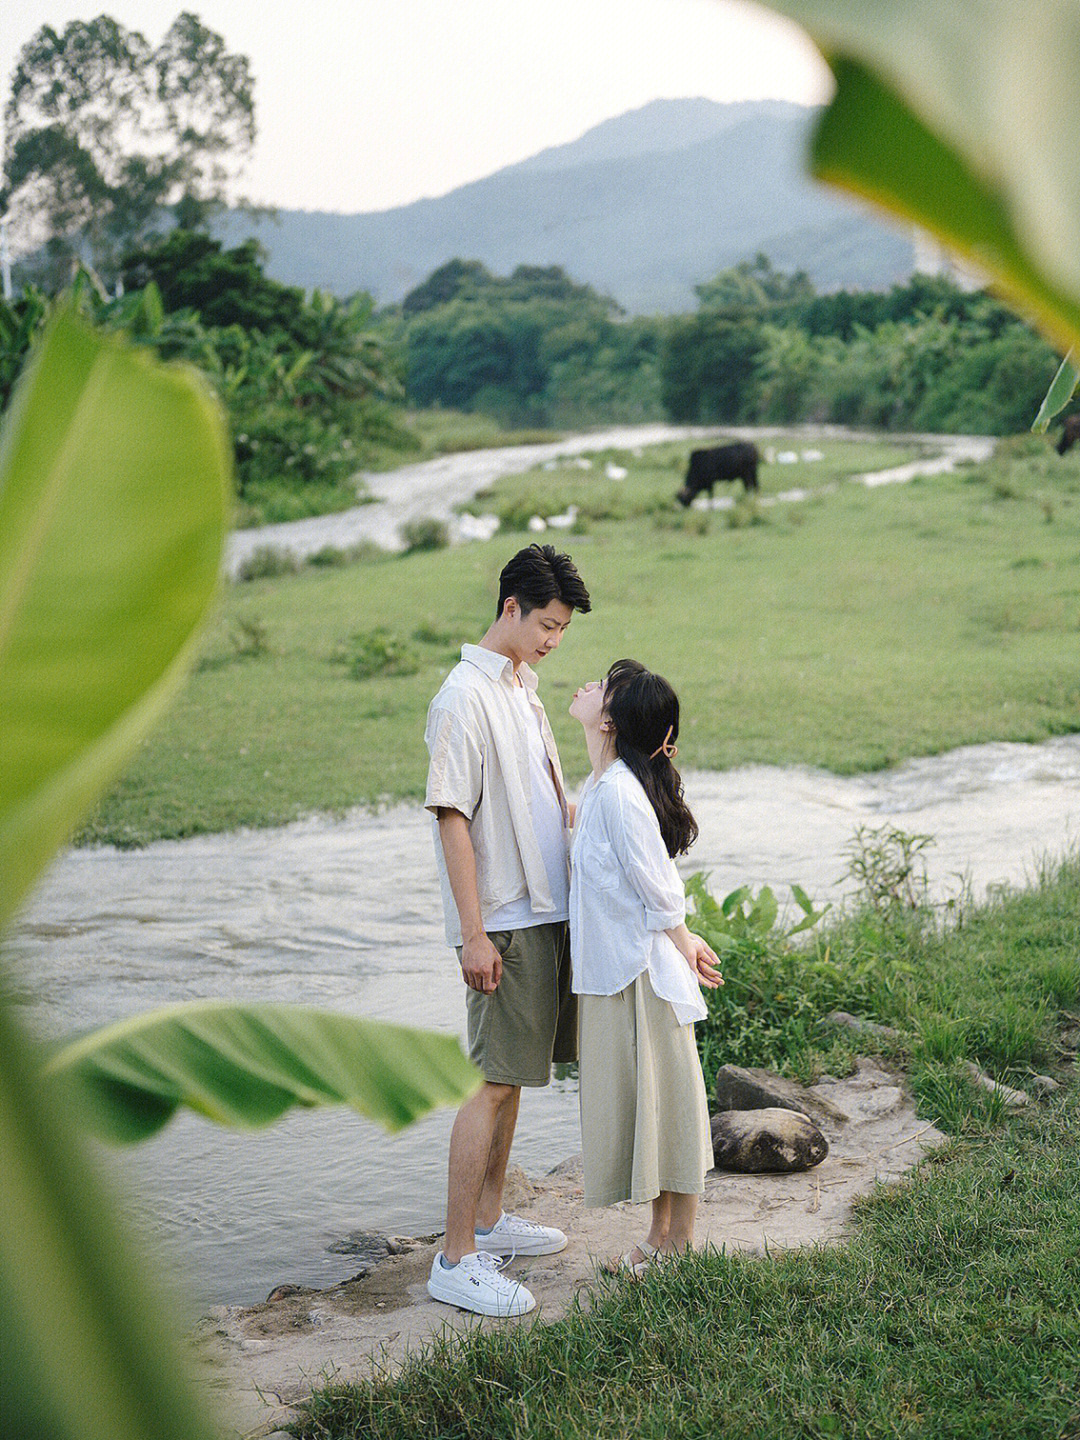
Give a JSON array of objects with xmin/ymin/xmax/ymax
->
[{"xmin": 505, "ymin": 598, "xmax": 574, "ymax": 665}]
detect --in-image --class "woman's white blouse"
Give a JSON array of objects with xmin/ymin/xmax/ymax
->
[{"xmin": 570, "ymin": 760, "xmax": 707, "ymax": 1026}]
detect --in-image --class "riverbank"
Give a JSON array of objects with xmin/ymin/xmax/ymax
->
[
  {"xmin": 194, "ymin": 1059, "xmax": 946, "ymax": 1437},
  {"xmin": 188, "ymin": 831, "xmax": 1080, "ymax": 1438}
]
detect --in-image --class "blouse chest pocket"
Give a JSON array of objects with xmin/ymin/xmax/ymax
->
[{"xmin": 577, "ymin": 832, "xmax": 621, "ymax": 891}]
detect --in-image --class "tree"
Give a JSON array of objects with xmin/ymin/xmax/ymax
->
[{"xmin": 2, "ymin": 12, "xmax": 255, "ymax": 286}]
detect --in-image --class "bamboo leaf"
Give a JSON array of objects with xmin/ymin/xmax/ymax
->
[
  {"xmin": 0, "ymin": 311, "xmax": 229, "ymax": 928},
  {"xmin": 44, "ymin": 1001, "xmax": 480, "ymax": 1143}
]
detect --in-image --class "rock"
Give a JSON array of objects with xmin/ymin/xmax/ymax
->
[
  {"xmin": 714, "ymin": 1064, "xmax": 849, "ymax": 1123},
  {"xmin": 711, "ymin": 1108, "xmax": 828, "ymax": 1173},
  {"xmin": 326, "ymin": 1230, "xmax": 391, "ymax": 1262},
  {"xmin": 962, "ymin": 1062, "xmax": 1029, "ymax": 1108},
  {"xmin": 827, "ymin": 1010, "xmax": 903, "ymax": 1041},
  {"xmin": 1030, "ymin": 1074, "xmax": 1062, "ymax": 1096},
  {"xmin": 264, "ymin": 1283, "xmax": 313, "ymax": 1304}
]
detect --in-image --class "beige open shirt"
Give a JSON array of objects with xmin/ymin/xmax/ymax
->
[{"xmin": 424, "ymin": 643, "xmax": 570, "ymax": 947}]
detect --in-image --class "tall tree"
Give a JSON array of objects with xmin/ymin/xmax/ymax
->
[{"xmin": 1, "ymin": 12, "xmax": 255, "ymax": 287}]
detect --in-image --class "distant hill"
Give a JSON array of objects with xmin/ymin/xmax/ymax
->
[{"xmin": 221, "ymin": 98, "xmax": 915, "ymax": 313}]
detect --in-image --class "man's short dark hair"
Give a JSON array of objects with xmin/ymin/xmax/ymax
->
[{"xmin": 496, "ymin": 543, "xmax": 591, "ymax": 619}]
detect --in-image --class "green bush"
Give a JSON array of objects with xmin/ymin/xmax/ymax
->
[
  {"xmin": 235, "ymin": 545, "xmax": 301, "ymax": 582},
  {"xmin": 400, "ymin": 517, "xmax": 450, "ymax": 552},
  {"xmin": 330, "ymin": 628, "xmax": 421, "ymax": 680}
]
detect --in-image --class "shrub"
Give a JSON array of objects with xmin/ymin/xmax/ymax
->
[
  {"xmin": 235, "ymin": 546, "xmax": 301, "ymax": 582},
  {"xmin": 400, "ymin": 517, "xmax": 450, "ymax": 552},
  {"xmin": 330, "ymin": 629, "xmax": 421, "ymax": 680},
  {"xmin": 307, "ymin": 541, "xmax": 385, "ymax": 568}
]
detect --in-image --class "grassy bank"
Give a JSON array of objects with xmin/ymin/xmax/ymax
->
[
  {"xmin": 82, "ymin": 434, "xmax": 1080, "ymax": 845},
  {"xmin": 294, "ymin": 860, "xmax": 1080, "ymax": 1440}
]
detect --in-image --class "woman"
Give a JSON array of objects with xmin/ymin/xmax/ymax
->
[{"xmin": 569, "ymin": 659, "xmax": 722, "ymax": 1272}]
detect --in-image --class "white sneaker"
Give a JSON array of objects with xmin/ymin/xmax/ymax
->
[
  {"xmin": 427, "ymin": 1251, "xmax": 536, "ymax": 1317},
  {"xmin": 474, "ymin": 1211, "xmax": 568, "ymax": 1257}
]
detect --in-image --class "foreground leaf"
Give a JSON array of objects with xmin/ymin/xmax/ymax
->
[
  {"xmin": 43, "ymin": 1001, "xmax": 481, "ymax": 1143},
  {"xmin": 0, "ymin": 310, "xmax": 229, "ymax": 928},
  {"xmin": 1033, "ymin": 350, "xmax": 1080, "ymax": 432},
  {"xmin": 761, "ymin": 2, "xmax": 1080, "ymax": 354},
  {"xmin": 1, "ymin": 1004, "xmax": 219, "ymax": 1440}
]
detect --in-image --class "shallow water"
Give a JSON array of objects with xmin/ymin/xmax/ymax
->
[{"xmin": 6, "ymin": 735, "xmax": 1080, "ymax": 1310}]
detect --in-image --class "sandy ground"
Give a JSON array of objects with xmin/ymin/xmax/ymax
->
[
  {"xmin": 194, "ymin": 1057, "xmax": 945, "ymax": 1437},
  {"xmin": 224, "ymin": 425, "xmax": 993, "ymax": 575}
]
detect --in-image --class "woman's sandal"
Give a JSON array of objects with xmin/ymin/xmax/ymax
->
[{"xmin": 605, "ymin": 1239, "xmax": 661, "ymax": 1277}]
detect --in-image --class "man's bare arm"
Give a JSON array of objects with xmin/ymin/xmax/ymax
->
[{"xmin": 437, "ymin": 808, "xmax": 503, "ymax": 992}]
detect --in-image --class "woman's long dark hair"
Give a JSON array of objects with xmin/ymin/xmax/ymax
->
[{"xmin": 603, "ymin": 658, "xmax": 698, "ymax": 858}]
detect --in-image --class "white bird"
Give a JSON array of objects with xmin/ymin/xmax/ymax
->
[
  {"xmin": 527, "ymin": 515, "xmax": 548, "ymax": 532},
  {"xmin": 801, "ymin": 449, "xmax": 825, "ymax": 462},
  {"xmin": 777, "ymin": 451, "xmax": 799, "ymax": 464},
  {"xmin": 573, "ymin": 457, "xmax": 593, "ymax": 470},
  {"xmin": 546, "ymin": 504, "xmax": 579, "ymax": 530},
  {"xmin": 457, "ymin": 513, "xmax": 501, "ymax": 542},
  {"xmin": 605, "ymin": 463, "xmax": 628, "ymax": 480}
]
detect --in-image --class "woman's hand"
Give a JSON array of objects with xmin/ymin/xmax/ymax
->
[
  {"xmin": 685, "ymin": 932, "xmax": 723, "ymax": 989},
  {"xmin": 668, "ymin": 923, "xmax": 723, "ymax": 989}
]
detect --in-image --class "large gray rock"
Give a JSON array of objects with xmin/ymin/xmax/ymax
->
[
  {"xmin": 714, "ymin": 1063, "xmax": 849, "ymax": 1123},
  {"xmin": 711, "ymin": 1107, "xmax": 828, "ymax": 1173}
]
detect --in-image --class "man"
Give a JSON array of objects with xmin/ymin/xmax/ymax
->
[{"xmin": 424, "ymin": 543, "xmax": 591, "ymax": 1316}]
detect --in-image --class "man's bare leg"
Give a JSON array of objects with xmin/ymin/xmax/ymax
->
[
  {"xmin": 477, "ymin": 1085, "xmax": 520, "ymax": 1229},
  {"xmin": 443, "ymin": 1081, "xmax": 520, "ymax": 1262}
]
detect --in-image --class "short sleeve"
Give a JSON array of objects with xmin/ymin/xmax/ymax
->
[
  {"xmin": 424, "ymin": 705, "xmax": 484, "ymax": 819},
  {"xmin": 606, "ymin": 780, "xmax": 686, "ymax": 930}
]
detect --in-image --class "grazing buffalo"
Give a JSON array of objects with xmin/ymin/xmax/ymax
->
[
  {"xmin": 676, "ymin": 442, "xmax": 760, "ymax": 506},
  {"xmin": 1057, "ymin": 414, "xmax": 1080, "ymax": 455}
]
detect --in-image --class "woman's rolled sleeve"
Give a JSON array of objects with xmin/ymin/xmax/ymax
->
[
  {"xmin": 424, "ymin": 707, "xmax": 483, "ymax": 818},
  {"xmin": 607, "ymin": 785, "xmax": 686, "ymax": 930}
]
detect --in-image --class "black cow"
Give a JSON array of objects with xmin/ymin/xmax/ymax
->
[
  {"xmin": 1057, "ymin": 414, "xmax": 1080, "ymax": 455},
  {"xmin": 676, "ymin": 443, "xmax": 760, "ymax": 506}
]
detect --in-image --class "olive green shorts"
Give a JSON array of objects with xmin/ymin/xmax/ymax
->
[{"xmin": 459, "ymin": 921, "xmax": 577, "ymax": 1086}]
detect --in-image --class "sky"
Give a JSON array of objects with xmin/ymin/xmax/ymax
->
[{"xmin": 3, "ymin": 0, "xmax": 832, "ymax": 215}]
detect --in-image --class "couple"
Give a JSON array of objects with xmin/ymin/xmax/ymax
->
[{"xmin": 423, "ymin": 543, "xmax": 721, "ymax": 1317}]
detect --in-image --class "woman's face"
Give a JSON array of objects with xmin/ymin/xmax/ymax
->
[{"xmin": 569, "ymin": 677, "xmax": 607, "ymax": 729}]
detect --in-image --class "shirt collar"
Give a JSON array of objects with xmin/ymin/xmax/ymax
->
[
  {"xmin": 460, "ymin": 643, "xmax": 538, "ymax": 691},
  {"xmin": 596, "ymin": 758, "xmax": 627, "ymax": 786}
]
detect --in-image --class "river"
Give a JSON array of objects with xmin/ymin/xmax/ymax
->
[{"xmin": 5, "ymin": 735, "xmax": 1080, "ymax": 1312}]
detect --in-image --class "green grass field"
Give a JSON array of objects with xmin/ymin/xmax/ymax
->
[{"xmin": 81, "ymin": 433, "xmax": 1080, "ymax": 845}]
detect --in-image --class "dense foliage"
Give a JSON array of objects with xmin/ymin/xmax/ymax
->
[
  {"xmin": 393, "ymin": 260, "xmax": 664, "ymax": 426},
  {"xmin": 661, "ymin": 256, "xmax": 1061, "ymax": 434},
  {"xmin": 0, "ymin": 235, "xmax": 407, "ymax": 524},
  {"xmin": 386, "ymin": 253, "xmax": 1061, "ymax": 436}
]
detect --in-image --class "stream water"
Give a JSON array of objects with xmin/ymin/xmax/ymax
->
[{"xmin": 6, "ymin": 736, "xmax": 1080, "ymax": 1312}]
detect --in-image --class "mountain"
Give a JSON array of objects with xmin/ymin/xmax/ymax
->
[{"xmin": 221, "ymin": 99, "xmax": 915, "ymax": 313}]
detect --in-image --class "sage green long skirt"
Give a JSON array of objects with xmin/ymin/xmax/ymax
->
[{"xmin": 578, "ymin": 972, "xmax": 712, "ymax": 1207}]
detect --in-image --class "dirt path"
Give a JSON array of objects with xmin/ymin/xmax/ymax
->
[{"xmin": 224, "ymin": 426, "xmax": 995, "ymax": 576}]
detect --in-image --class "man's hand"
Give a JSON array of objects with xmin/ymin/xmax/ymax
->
[{"xmin": 460, "ymin": 932, "xmax": 503, "ymax": 992}]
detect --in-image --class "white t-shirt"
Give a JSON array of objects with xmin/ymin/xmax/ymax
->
[
  {"xmin": 485, "ymin": 684, "xmax": 569, "ymax": 930},
  {"xmin": 570, "ymin": 760, "xmax": 706, "ymax": 1026}
]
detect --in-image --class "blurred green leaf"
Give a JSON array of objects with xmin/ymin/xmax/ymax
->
[
  {"xmin": 0, "ymin": 311, "xmax": 229, "ymax": 927},
  {"xmin": 45, "ymin": 1001, "xmax": 481, "ymax": 1143},
  {"xmin": 1032, "ymin": 350, "xmax": 1079, "ymax": 432},
  {"xmin": 1, "ymin": 1007, "xmax": 220, "ymax": 1440},
  {"xmin": 763, "ymin": 3, "xmax": 1080, "ymax": 355}
]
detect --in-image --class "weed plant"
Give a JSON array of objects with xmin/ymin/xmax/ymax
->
[
  {"xmin": 690, "ymin": 837, "xmax": 1080, "ymax": 1132},
  {"xmin": 400, "ymin": 517, "xmax": 450, "ymax": 552}
]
